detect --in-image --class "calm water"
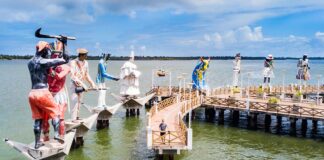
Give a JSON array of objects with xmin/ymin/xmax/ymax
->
[{"xmin": 1, "ymin": 59, "xmax": 324, "ymax": 160}]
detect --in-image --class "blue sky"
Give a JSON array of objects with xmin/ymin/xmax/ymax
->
[{"xmin": 0, "ymin": 0, "xmax": 324, "ymax": 57}]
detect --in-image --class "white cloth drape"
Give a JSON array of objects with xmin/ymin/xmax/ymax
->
[{"xmin": 120, "ymin": 61, "xmax": 141, "ymax": 96}]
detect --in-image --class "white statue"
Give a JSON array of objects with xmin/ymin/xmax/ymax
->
[{"xmin": 120, "ymin": 51, "xmax": 141, "ymax": 98}]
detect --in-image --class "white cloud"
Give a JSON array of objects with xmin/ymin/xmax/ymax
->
[
  {"xmin": 223, "ymin": 31, "xmax": 237, "ymax": 43},
  {"xmin": 45, "ymin": 4, "xmax": 65, "ymax": 15},
  {"xmin": 92, "ymin": 0, "xmax": 324, "ymax": 15},
  {"xmin": 140, "ymin": 45, "xmax": 146, "ymax": 51},
  {"xmin": 118, "ymin": 45, "xmax": 125, "ymax": 51},
  {"xmin": 130, "ymin": 45, "xmax": 135, "ymax": 50},
  {"xmin": 315, "ymin": 32, "xmax": 324, "ymax": 42},
  {"xmin": 128, "ymin": 10, "xmax": 137, "ymax": 19},
  {"xmin": 2, "ymin": 1, "xmax": 322, "ymax": 24},
  {"xmin": 0, "ymin": 0, "xmax": 95, "ymax": 23},
  {"xmin": 0, "ymin": 10, "xmax": 31, "ymax": 22},
  {"xmin": 205, "ymin": 26, "xmax": 264, "ymax": 46},
  {"xmin": 171, "ymin": 25, "xmax": 324, "ymax": 56},
  {"xmin": 236, "ymin": 26, "xmax": 263, "ymax": 41},
  {"xmin": 213, "ymin": 33, "xmax": 223, "ymax": 48},
  {"xmin": 203, "ymin": 34, "xmax": 211, "ymax": 42}
]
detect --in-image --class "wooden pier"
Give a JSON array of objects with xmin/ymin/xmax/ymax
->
[
  {"xmin": 146, "ymin": 85, "xmax": 324, "ymax": 157},
  {"xmin": 147, "ymin": 89, "xmax": 201, "ymax": 155}
]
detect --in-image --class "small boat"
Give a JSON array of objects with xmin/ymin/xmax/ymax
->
[
  {"xmin": 4, "ymin": 131, "xmax": 75, "ymax": 160},
  {"xmin": 82, "ymin": 102, "xmax": 123, "ymax": 129},
  {"xmin": 112, "ymin": 93, "xmax": 156, "ymax": 108},
  {"xmin": 64, "ymin": 113, "xmax": 99, "ymax": 147},
  {"xmin": 156, "ymin": 69, "xmax": 166, "ymax": 77},
  {"xmin": 65, "ymin": 113, "xmax": 98, "ymax": 138}
]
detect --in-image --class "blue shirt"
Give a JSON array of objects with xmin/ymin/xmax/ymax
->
[{"xmin": 96, "ymin": 59, "xmax": 119, "ymax": 83}]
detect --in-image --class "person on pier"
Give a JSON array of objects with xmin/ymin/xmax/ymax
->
[
  {"xmin": 233, "ymin": 53, "xmax": 241, "ymax": 88},
  {"xmin": 296, "ymin": 54, "xmax": 311, "ymax": 86},
  {"xmin": 27, "ymin": 41, "xmax": 69, "ymax": 149},
  {"xmin": 263, "ymin": 54, "xmax": 274, "ymax": 90},
  {"xmin": 42, "ymin": 41, "xmax": 71, "ymax": 142},
  {"xmin": 96, "ymin": 53, "xmax": 119, "ymax": 107},
  {"xmin": 70, "ymin": 48, "xmax": 97, "ymax": 121},
  {"xmin": 120, "ymin": 51, "xmax": 141, "ymax": 99},
  {"xmin": 159, "ymin": 119, "xmax": 167, "ymax": 144}
]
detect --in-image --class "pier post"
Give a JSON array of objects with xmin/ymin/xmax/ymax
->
[
  {"xmin": 72, "ymin": 137, "xmax": 84, "ymax": 148},
  {"xmin": 205, "ymin": 108, "xmax": 216, "ymax": 122},
  {"xmin": 312, "ymin": 120, "xmax": 318, "ymax": 130},
  {"xmin": 133, "ymin": 109, "xmax": 136, "ymax": 115},
  {"xmin": 96, "ymin": 120, "xmax": 103, "ymax": 129},
  {"xmin": 218, "ymin": 109, "xmax": 225, "ymax": 124},
  {"xmin": 248, "ymin": 113, "xmax": 257, "ymax": 129},
  {"xmin": 302, "ymin": 119, "xmax": 308, "ymax": 128},
  {"xmin": 290, "ymin": 118, "xmax": 297, "ymax": 128},
  {"xmin": 104, "ymin": 119, "xmax": 109, "ymax": 127},
  {"xmin": 289, "ymin": 118, "xmax": 297, "ymax": 136},
  {"xmin": 276, "ymin": 116, "xmax": 282, "ymax": 127},
  {"xmin": 232, "ymin": 110, "xmax": 240, "ymax": 123},
  {"xmin": 301, "ymin": 119, "xmax": 308, "ymax": 137},
  {"xmin": 137, "ymin": 108, "xmax": 140, "ymax": 115},
  {"xmin": 126, "ymin": 109, "xmax": 130, "ymax": 117},
  {"xmin": 211, "ymin": 108, "xmax": 216, "ymax": 120},
  {"xmin": 191, "ymin": 110, "xmax": 196, "ymax": 120},
  {"xmin": 265, "ymin": 114, "xmax": 272, "ymax": 128},
  {"xmin": 204, "ymin": 107, "xmax": 208, "ymax": 120}
]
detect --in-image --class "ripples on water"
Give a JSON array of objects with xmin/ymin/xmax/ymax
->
[{"xmin": 1, "ymin": 60, "xmax": 324, "ymax": 159}]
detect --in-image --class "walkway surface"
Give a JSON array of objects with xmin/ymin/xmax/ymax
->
[
  {"xmin": 147, "ymin": 91, "xmax": 201, "ymax": 152},
  {"xmin": 150, "ymin": 101, "xmax": 185, "ymax": 147},
  {"xmin": 147, "ymin": 85, "xmax": 324, "ymax": 154}
]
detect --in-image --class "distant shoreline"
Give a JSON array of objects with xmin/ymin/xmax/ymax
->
[{"xmin": 1, "ymin": 54, "xmax": 324, "ymax": 60}]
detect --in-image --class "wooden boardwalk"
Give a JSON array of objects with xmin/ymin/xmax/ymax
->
[
  {"xmin": 146, "ymin": 85, "xmax": 324, "ymax": 155},
  {"xmin": 147, "ymin": 90, "xmax": 201, "ymax": 154},
  {"xmin": 204, "ymin": 95, "xmax": 324, "ymax": 120}
]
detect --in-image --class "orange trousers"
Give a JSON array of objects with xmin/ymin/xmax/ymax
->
[{"xmin": 28, "ymin": 89, "xmax": 59, "ymax": 119}]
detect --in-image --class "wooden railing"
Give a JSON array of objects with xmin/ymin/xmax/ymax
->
[
  {"xmin": 150, "ymin": 91, "xmax": 202, "ymax": 148},
  {"xmin": 152, "ymin": 131, "xmax": 186, "ymax": 146},
  {"xmin": 210, "ymin": 85, "xmax": 324, "ymax": 97},
  {"xmin": 204, "ymin": 96, "xmax": 324, "ymax": 119},
  {"xmin": 180, "ymin": 91, "xmax": 197, "ymax": 102},
  {"xmin": 149, "ymin": 96, "xmax": 177, "ymax": 117},
  {"xmin": 147, "ymin": 86, "xmax": 178, "ymax": 96}
]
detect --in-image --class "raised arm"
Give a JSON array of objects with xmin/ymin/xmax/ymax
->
[
  {"xmin": 40, "ymin": 51, "xmax": 70, "ymax": 68},
  {"xmin": 54, "ymin": 64, "xmax": 70, "ymax": 80},
  {"xmin": 40, "ymin": 58, "xmax": 67, "ymax": 68}
]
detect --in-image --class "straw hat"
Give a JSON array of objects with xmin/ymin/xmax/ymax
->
[
  {"xmin": 36, "ymin": 41, "xmax": 49, "ymax": 52},
  {"xmin": 267, "ymin": 54, "xmax": 273, "ymax": 60},
  {"xmin": 77, "ymin": 48, "xmax": 88, "ymax": 55}
]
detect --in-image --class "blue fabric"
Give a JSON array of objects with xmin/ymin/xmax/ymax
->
[
  {"xmin": 96, "ymin": 59, "xmax": 119, "ymax": 83},
  {"xmin": 192, "ymin": 60, "xmax": 208, "ymax": 90}
]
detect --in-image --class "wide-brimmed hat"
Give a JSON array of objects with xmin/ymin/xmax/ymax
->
[
  {"xmin": 266, "ymin": 54, "xmax": 273, "ymax": 60},
  {"xmin": 235, "ymin": 53, "xmax": 241, "ymax": 57},
  {"xmin": 77, "ymin": 48, "xmax": 88, "ymax": 55},
  {"xmin": 36, "ymin": 41, "xmax": 49, "ymax": 52}
]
